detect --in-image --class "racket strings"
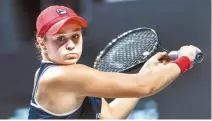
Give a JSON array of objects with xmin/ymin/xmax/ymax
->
[{"xmin": 95, "ymin": 29, "xmax": 159, "ymax": 72}]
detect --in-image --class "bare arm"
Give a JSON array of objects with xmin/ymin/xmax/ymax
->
[
  {"xmin": 100, "ymin": 98, "xmax": 140, "ymax": 119},
  {"xmin": 44, "ymin": 64, "xmax": 148, "ymax": 98},
  {"xmin": 99, "ymin": 62, "xmax": 181, "ymax": 119},
  {"xmin": 141, "ymin": 63, "xmax": 181, "ymax": 96},
  {"xmin": 44, "ymin": 55, "xmax": 181, "ymax": 98},
  {"xmin": 99, "ymin": 46, "xmax": 201, "ymax": 119}
]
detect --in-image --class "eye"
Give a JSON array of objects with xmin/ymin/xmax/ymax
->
[
  {"xmin": 57, "ymin": 36, "xmax": 67, "ymax": 42},
  {"xmin": 72, "ymin": 34, "xmax": 80, "ymax": 40}
]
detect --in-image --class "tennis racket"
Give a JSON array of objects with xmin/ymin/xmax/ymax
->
[{"xmin": 93, "ymin": 27, "xmax": 203, "ymax": 72}]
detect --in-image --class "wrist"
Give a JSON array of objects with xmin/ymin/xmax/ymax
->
[{"xmin": 171, "ymin": 56, "xmax": 191, "ymax": 73}]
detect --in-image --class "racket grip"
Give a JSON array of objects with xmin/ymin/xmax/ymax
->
[
  {"xmin": 168, "ymin": 51, "xmax": 204, "ymax": 64},
  {"xmin": 168, "ymin": 51, "xmax": 178, "ymax": 60}
]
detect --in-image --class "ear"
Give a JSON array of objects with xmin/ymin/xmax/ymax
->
[
  {"xmin": 37, "ymin": 37, "xmax": 48, "ymax": 52},
  {"xmin": 37, "ymin": 37, "xmax": 45, "ymax": 46}
]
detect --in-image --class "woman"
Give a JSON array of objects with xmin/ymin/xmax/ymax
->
[{"xmin": 28, "ymin": 5, "xmax": 200, "ymax": 119}]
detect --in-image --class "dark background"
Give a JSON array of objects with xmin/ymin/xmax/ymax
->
[{"xmin": 0, "ymin": 0, "xmax": 210, "ymax": 119}]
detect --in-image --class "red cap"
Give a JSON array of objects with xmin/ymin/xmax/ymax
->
[{"xmin": 36, "ymin": 5, "xmax": 87, "ymax": 37}]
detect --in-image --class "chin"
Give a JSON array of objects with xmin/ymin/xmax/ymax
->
[{"xmin": 63, "ymin": 59, "xmax": 79, "ymax": 65}]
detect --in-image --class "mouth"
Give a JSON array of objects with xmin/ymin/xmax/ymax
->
[{"xmin": 65, "ymin": 53, "xmax": 79, "ymax": 59}]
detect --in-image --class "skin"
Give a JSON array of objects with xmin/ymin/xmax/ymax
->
[
  {"xmin": 39, "ymin": 22, "xmax": 83, "ymax": 65},
  {"xmin": 35, "ymin": 20, "xmax": 200, "ymax": 119}
]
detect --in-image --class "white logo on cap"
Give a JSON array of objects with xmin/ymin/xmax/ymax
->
[{"xmin": 56, "ymin": 9, "xmax": 67, "ymax": 15}]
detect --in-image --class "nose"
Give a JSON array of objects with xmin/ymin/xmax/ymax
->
[{"xmin": 66, "ymin": 40, "xmax": 75, "ymax": 50}]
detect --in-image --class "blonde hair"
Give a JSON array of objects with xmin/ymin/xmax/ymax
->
[{"xmin": 34, "ymin": 35, "xmax": 47, "ymax": 60}]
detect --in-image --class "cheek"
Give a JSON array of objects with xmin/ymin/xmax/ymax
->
[
  {"xmin": 79, "ymin": 38, "xmax": 83, "ymax": 47},
  {"xmin": 55, "ymin": 46, "xmax": 66, "ymax": 56},
  {"xmin": 47, "ymin": 44, "xmax": 63, "ymax": 57},
  {"xmin": 77, "ymin": 40, "xmax": 83, "ymax": 52}
]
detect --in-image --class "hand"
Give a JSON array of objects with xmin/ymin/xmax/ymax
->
[
  {"xmin": 139, "ymin": 52, "xmax": 167, "ymax": 73},
  {"xmin": 178, "ymin": 45, "xmax": 201, "ymax": 62}
]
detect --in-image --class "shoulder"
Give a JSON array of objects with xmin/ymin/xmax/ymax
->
[
  {"xmin": 38, "ymin": 65, "xmax": 61, "ymax": 86},
  {"xmin": 38, "ymin": 64, "xmax": 89, "ymax": 88},
  {"xmin": 42, "ymin": 64, "xmax": 89, "ymax": 78}
]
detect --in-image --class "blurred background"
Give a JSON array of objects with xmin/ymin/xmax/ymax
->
[{"xmin": 0, "ymin": 0, "xmax": 210, "ymax": 119}]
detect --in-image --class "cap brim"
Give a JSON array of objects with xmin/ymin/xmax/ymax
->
[{"xmin": 46, "ymin": 16, "xmax": 87, "ymax": 35}]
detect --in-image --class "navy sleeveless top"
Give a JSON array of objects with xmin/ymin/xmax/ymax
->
[{"xmin": 28, "ymin": 62, "xmax": 102, "ymax": 119}]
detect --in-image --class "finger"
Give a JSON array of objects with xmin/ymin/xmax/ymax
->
[
  {"xmin": 153, "ymin": 52, "xmax": 167, "ymax": 60},
  {"xmin": 189, "ymin": 45, "xmax": 201, "ymax": 53},
  {"xmin": 195, "ymin": 47, "xmax": 201, "ymax": 53},
  {"xmin": 159, "ymin": 55, "xmax": 171, "ymax": 63},
  {"xmin": 148, "ymin": 57, "xmax": 159, "ymax": 64}
]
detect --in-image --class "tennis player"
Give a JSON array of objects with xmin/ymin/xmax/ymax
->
[{"xmin": 28, "ymin": 5, "xmax": 201, "ymax": 119}]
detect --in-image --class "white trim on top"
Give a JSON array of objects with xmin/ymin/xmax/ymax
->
[
  {"xmin": 31, "ymin": 101, "xmax": 83, "ymax": 117},
  {"xmin": 41, "ymin": 60, "xmax": 55, "ymax": 63}
]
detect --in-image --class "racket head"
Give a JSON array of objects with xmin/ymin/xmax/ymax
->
[{"xmin": 93, "ymin": 27, "xmax": 163, "ymax": 72}]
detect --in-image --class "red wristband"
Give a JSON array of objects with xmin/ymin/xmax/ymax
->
[{"xmin": 171, "ymin": 56, "xmax": 191, "ymax": 73}]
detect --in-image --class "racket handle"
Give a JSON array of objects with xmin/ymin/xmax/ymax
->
[
  {"xmin": 168, "ymin": 51, "xmax": 204, "ymax": 64},
  {"xmin": 168, "ymin": 51, "xmax": 178, "ymax": 60}
]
